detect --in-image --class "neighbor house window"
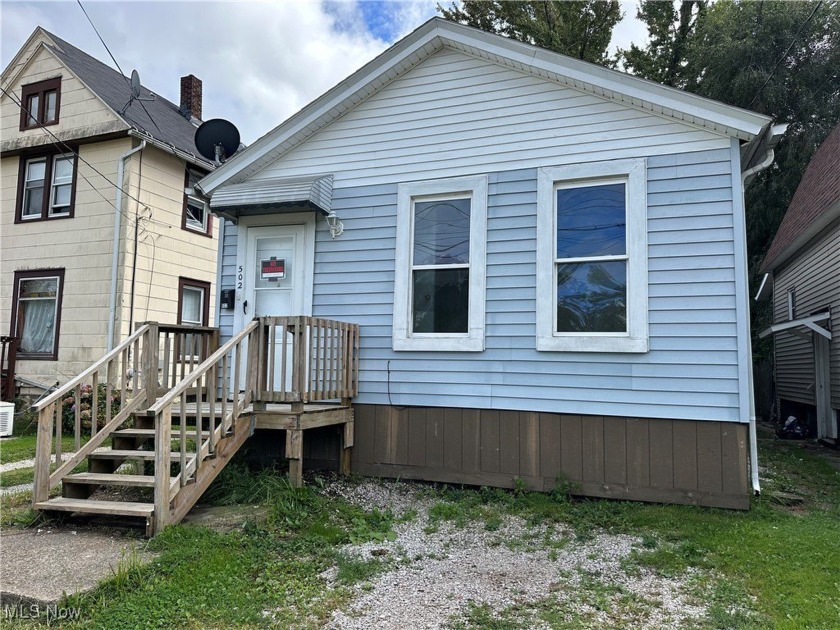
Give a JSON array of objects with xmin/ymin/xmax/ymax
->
[
  {"xmin": 393, "ymin": 175, "xmax": 488, "ymax": 351},
  {"xmin": 178, "ymin": 278, "xmax": 210, "ymax": 358},
  {"xmin": 787, "ymin": 289, "xmax": 796, "ymax": 321},
  {"xmin": 178, "ymin": 278, "xmax": 210, "ymax": 327},
  {"xmin": 20, "ymin": 77, "xmax": 61, "ymax": 130},
  {"xmin": 536, "ymin": 159, "xmax": 648, "ymax": 353},
  {"xmin": 182, "ymin": 168, "xmax": 211, "ymax": 236},
  {"xmin": 10, "ymin": 270, "xmax": 64, "ymax": 360},
  {"xmin": 15, "ymin": 152, "xmax": 77, "ymax": 222}
]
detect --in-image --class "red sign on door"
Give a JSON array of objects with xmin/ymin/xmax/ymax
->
[{"xmin": 260, "ymin": 258, "xmax": 286, "ymax": 280}]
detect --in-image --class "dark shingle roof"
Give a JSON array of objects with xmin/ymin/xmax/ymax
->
[
  {"xmin": 43, "ymin": 30, "xmax": 210, "ymax": 167},
  {"xmin": 761, "ymin": 124, "xmax": 840, "ymax": 273}
]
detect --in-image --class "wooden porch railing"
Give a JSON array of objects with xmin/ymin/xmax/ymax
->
[
  {"xmin": 145, "ymin": 319, "xmax": 260, "ymax": 532},
  {"xmin": 1, "ymin": 335, "xmax": 17, "ymax": 402},
  {"xmin": 31, "ymin": 323, "xmax": 220, "ymax": 503},
  {"xmin": 254, "ymin": 316, "xmax": 360, "ymax": 404}
]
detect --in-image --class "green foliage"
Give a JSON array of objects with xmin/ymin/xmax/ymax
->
[
  {"xmin": 620, "ymin": 0, "xmax": 840, "ymax": 358},
  {"xmin": 333, "ymin": 553, "xmax": 386, "ymax": 585},
  {"xmin": 437, "ymin": 0, "xmax": 622, "ymax": 65},
  {"xmin": 60, "ymin": 383, "xmax": 123, "ymax": 435}
]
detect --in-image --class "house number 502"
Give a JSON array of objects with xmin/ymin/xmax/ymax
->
[{"xmin": 237, "ymin": 265, "xmax": 243, "ymax": 289}]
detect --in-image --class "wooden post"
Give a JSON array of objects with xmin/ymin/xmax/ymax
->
[
  {"xmin": 341, "ymin": 420, "xmax": 354, "ymax": 476},
  {"xmin": 153, "ymin": 406, "xmax": 172, "ymax": 535},
  {"xmin": 286, "ymin": 428, "xmax": 303, "ymax": 487},
  {"xmin": 142, "ymin": 323, "xmax": 159, "ymax": 408},
  {"xmin": 33, "ymin": 405, "xmax": 54, "ymax": 503}
]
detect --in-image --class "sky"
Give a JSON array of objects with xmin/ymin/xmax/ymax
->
[{"xmin": 1, "ymin": 1, "xmax": 648, "ymax": 145}]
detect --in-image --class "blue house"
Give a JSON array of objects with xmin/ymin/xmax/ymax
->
[{"xmin": 198, "ymin": 19, "xmax": 785, "ymax": 509}]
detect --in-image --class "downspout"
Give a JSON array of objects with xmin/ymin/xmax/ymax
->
[
  {"xmin": 741, "ymin": 140, "xmax": 779, "ymax": 495},
  {"xmin": 107, "ymin": 139, "xmax": 146, "ymax": 351}
]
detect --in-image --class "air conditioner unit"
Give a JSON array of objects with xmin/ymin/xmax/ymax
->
[{"xmin": 0, "ymin": 402, "xmax": 14, "ymax": 437}]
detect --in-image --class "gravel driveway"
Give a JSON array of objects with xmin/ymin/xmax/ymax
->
[{"xmin": 319, "ymin": 482, "xmax": 709, "ymax": 629}]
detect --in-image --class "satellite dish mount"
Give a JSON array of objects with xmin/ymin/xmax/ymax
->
[
  {"xmin": 195, "ymin": 118, "xmax": 241, "ymax": 166},
  {"xmin": 120, "ymin": 69, "xmax": 156, "ymax": 114}
]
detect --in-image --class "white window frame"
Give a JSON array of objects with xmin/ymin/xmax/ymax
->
[
  {"xmin": 536, "ymin": 158, "xmax": 648, "ymax": 353},
  {"xmin": 787, "ymin": 288, "xmax": 795, "ymax": 321},
  {"xmin": 48, "ymin": 154, "xmax": 73, "ymax": 216},
  {"xmin": 393, "ymin": 175, "xmax": 488, "ymax": 352},
  {"xmin": 21, "ymin": 157, "xmax": 47, "ymax": 220},
  {"xmin": 184, "ymin": 194, "xmax": 209, "ymax": 233}
]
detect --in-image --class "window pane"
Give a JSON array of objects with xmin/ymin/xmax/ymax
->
[
  {"xmin": 27, "ymin": 159, "xmax": 46, "ymax": 182},
  {"xmin": 23, "ymin": 186, "xmax": 44, "ymax": 217},
  {"xmin": 17, "ymin": 278, "xmax": 58, "ymax": 354},
  {"xmin": 412, "ymin": 268, "xmax": 469, "ymax": 333},
  {"xmin": 556, "ymin": 261, "xmax": 626, "ymax": 333},
  {"xmin": 556, "ymin": 183, "xmax": 626, "ymax": 258},
  {"xmin": 53, "ymin": 156, "xmax": 73, "ymax": 183},
  {"xmin": 26, "ymin": 94, "xmax": 39, "ymax": 125},
  {"xmin": 51, "ymin": 184, "xmax": 71, "ymax": 210},
  {"xmin": 181, "ymin": 287, "xmax": 203, "ymax": 325},
  {"xmin": 413, "ymin": 198, "xmax": 471, "ymax": 266},
  {"xmin": 185, "ymin": 198, "xmax": 206, "ymax": 230},
  {"xmin": 44, "ymin": 91, "xmax": 57, "ymax": 122}
]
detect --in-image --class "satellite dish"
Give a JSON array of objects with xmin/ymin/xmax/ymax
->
[
  {"xmin": 195, "ymin": 118, "xmax": 241, "ymax": 164},
  {"xmin": 130, "ymin": 70, "xmax": 142, "ymax": 98}
]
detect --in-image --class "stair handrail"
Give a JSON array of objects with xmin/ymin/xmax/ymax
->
[
  {"xmin": 32, "ymin": 324, "xmax": 154, "ymax": 504},
  {"xmin": 33, "ymin": 324, "xmax": 150, "ymax": 412},
  {"xmin": 146, "ymin": 318, "xmax": 259, "ymax": 534}
]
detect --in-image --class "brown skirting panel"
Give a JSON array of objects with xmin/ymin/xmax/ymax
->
[{"xmin": 351, "ymin": 405, "xmax": 750, "ymax": 510}]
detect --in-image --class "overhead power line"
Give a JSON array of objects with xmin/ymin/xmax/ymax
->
[
  {"xmin": 748, "ymin": 0, "xmax": 824, "ymax": 108},
  {"xmin": 76, "ymin": 0, "xmax": 162, "ymax": 135}
]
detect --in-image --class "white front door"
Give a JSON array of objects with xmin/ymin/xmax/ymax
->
[{"xmin": 241, "ymin": 224, "xmax": 307, "ymax": 389}]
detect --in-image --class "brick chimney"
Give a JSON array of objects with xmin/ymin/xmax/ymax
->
[{"xmin": 180, "ymin": 74, "xmax": 202, "ymax": 121}]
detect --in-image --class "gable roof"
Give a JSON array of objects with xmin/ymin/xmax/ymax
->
[
  {"xmin": 199, "ymin": 17, "xmax": 773, "ymax": 195},
  {"xmin": 761, "ymin": 123, "xmax": 840, "ymax": 274},
  {"xmin": 4, "ymin": 28, "xmax": 211, "ymax": 168}
]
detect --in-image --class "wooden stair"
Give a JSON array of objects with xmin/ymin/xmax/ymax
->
[{"xmin": 34, "ymin": 403, "xmax": 250, "ymax": 536}]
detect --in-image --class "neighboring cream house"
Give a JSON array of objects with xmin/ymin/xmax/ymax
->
[{"xmin": 1, "ymin": 28, "xmax": 218, "ymax": 395}]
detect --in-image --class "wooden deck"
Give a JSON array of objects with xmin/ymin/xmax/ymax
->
[{"xmin": 30, "ymin": 317, "xmax": 359, "ymax": 536}]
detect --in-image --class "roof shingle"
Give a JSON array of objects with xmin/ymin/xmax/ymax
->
[{"xmin": 761, "ymin": 124, "xmax": 840, "ymax": 273}]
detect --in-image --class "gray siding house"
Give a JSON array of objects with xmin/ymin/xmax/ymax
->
[
  {"xmin": 198, "ymin": 19, "xmax": 785, "ymax": 508},
  {"xmin": 757, "ymin": 124, "xmax": 840, "ymax": 442}
]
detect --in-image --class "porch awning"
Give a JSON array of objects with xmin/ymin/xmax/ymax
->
[
  {"xmin": 759, "ymin": 312, "xmax": 832, "ymax": 340},
  {"xmin": 209, "ymin": 174, "xmax": 333, "ymax": 221}
]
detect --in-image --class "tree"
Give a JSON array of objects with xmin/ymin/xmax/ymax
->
[
  {"xmin": 624, "ymin": 0, "xmax": 840, "ymax": 357},
  {"xmin": 437, "ymin": 0, "xmax": 623, "ymax": 65},
  {"xmin": 620, "ymin": 0, "xmax": 707, "ymax": 88}
]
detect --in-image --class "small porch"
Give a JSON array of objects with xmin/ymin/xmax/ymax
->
[{"xmin": 30, "ymin": 315, "xmax": 359, "ymax": 535}]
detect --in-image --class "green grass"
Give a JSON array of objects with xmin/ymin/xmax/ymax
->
[
  {"xmin": 424, "ymin": 434, "xmax": 840, "ymax": 629},
  {"xmin": 0, "ymin": 461, "xmax": 88, "ymax": 488},
  {"xmin": 5, "ymin": 434, "xmax": 839, "ymax": 629},
  {"xmin": 0, "ymin": 434, "xmax": 93, "ymax": 466}
]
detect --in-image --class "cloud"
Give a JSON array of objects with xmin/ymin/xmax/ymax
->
[{"xmin": 2, "ymin": 1, "xmax": 647, "ymax": 146}]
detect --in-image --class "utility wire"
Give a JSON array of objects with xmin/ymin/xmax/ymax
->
[
  {"xmin": 748, "ymin": 0, "xmax": 824, "ymax": 108},
  {"xmin": 76, "ymin": 0, "xmax": 162, "ymax": 135}
]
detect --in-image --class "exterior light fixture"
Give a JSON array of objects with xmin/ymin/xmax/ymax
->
[{"xmin": 326, "ymin": 210, "xmax": 344, "ymax": 239}]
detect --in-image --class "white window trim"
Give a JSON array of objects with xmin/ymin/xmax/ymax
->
[
  {"xmin": 185, "ymin": 194, "xmax": 209, "ymax": 233},
  {"xmin": 536, "ymin": 158, "xmax": 648, "ymax": 353},
  {"xmin": 48, "ymin": 154, "xmax": 73, "ymax": 217},
  {"xmin": 393, "ymin": 175, "xmax": 488, "ymax": 352},
  {"xmin": 22, "ymin": 157, "xmax": 47, "ymax": 220}
]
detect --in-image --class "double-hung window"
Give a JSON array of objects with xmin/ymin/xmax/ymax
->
[
  {"xmin": 182, "ymin": 168, "xmax": 211, "ymax": 236},
  {"xmin": 178, "ymin": 278, "xmax": 210, "ymax": 359},
  {"xmin": 393, "ymin": 175, "xmax": 488, "ymax": 351},
  {"xmin": 11, "ymin": 270, "xmax": 65, "ymax": 360},
  {"xmin": 536, "ymin": 159, "xmax": 648, "ymax": 352},
  {"xmin": 16, "ymin": 152, "xmax": 77, "ymax": 222},
  {"xmin": 20, "ymin": 78, "xmax": 61, "ymax": 130}
]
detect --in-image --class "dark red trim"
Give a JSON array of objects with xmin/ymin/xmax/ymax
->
[
  {"xmin": 9, "ymin": 268, "xmax": 65, "ymax": 361},
  {"xmin": 19, "ymin": 77, "xmax": 61, "ymax": 131},
  {"xmin": 14, "ymin": 149, "xmax": 78, "ymax": 223},
  {"xmin": 177, "ymin": 277, "xmax": 211, "ymax": 326}
]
